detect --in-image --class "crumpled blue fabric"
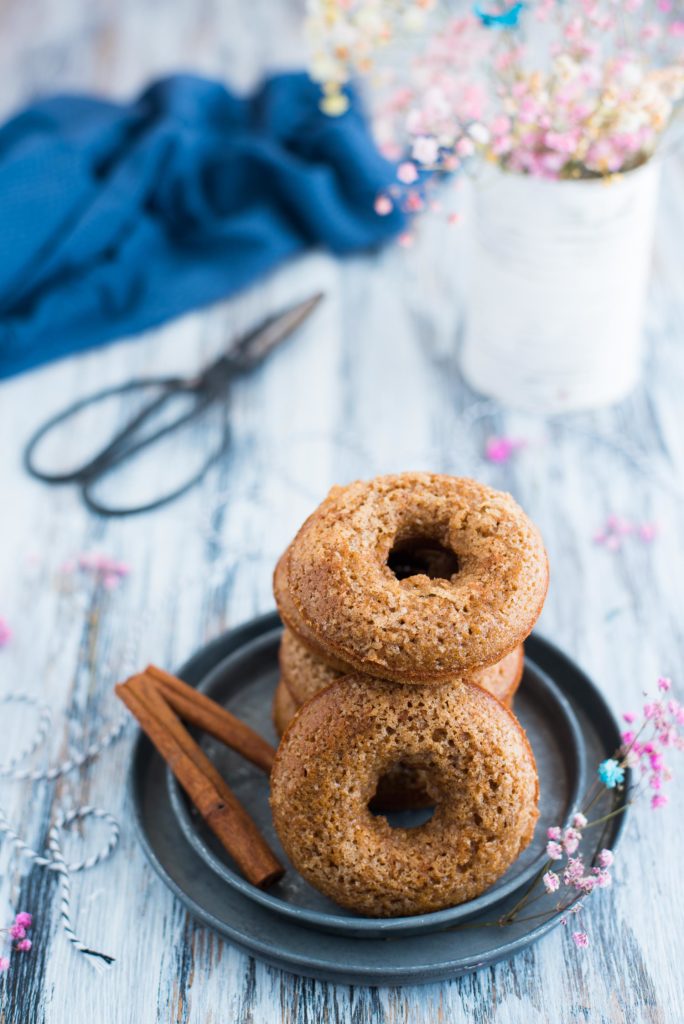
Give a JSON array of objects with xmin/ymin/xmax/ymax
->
[{"xmin": 0, "ymin": 72, "xmax": 404, "ymax": 378}]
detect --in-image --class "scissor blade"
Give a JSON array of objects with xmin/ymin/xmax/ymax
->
[{"xmin": 233, "ymin": 292, "xmax": 324, "ymax": 369}]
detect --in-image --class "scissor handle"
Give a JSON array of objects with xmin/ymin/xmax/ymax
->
[
  {"xmin": 80, "ymin": 428, "xmax": 231, "ymax": 517},
  {"xmin": 23, "ymin": 375, "xmax": 191, "ymax": 485}
]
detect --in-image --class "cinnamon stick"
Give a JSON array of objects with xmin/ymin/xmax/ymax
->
[
  {"xmin": 144, "ymin": 664, "xmax": 275, "ymax": 774},
  {"xmin": 116, "ymin": 676, "xmax": 284, "ymax": 889}
]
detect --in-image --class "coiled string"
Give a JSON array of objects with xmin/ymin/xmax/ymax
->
[{"xmin": 0, "ymin": 692, "xmax": 128, "ymax": 971}]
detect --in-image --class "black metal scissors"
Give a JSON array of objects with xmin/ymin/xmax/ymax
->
[{"xmin": 24, "ymin": 293, "xmax": 323, "ymax": 517}]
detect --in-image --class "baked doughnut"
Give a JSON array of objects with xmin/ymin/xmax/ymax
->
[
  {"xmin": 279, "ymin": 626, "xmax": 523, "ymax": 708},
  {"xmin": 270, "ymin": 675, "xmax": 539, "ymax": 916},
  {"xmin": 274, "ymin": 552, "xmax": 352, "ymax": 672},
  {"xmin": 279, "ymin": 627, "xmax": 344, "ymax": 704},
  {"xmin": 273, "ymin": 640, "xmax": 524, "ymax": 811},
  {"xmin": 277, "ymin": 473, "xmax": 548, "ymax": 683},
  {"xmin": 272, "ymin": 678, "xmax": 299, "ymax": 737},
  {"xmin": 481, "ymin": 643, "xmax": 524, "ymax": 706}
]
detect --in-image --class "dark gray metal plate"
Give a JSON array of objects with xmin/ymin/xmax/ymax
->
[
  {"xmin": 130, "ymin": 613, "xmax": 628, "ymax": 985},
  {"xmin": 167, "ymin": 623, "xmax": 586, "ymax": 938}
]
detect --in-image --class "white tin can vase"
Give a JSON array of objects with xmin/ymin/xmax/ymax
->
[{"xmin": 460, "ymin": 160, "xmax": 661, "ymax": 413}]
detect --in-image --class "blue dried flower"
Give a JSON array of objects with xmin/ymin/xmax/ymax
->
[
  {"xmin": 598, "ymin": 758, "xmax": 625, "ymax": 789},
  {"xmin": 473, "ymin": 2, "xmax": 524, "ymax": 29}
]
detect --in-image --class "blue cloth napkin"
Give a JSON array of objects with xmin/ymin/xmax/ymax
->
[{"xmin": 0, "ymin": 73, "xmax": 404, "ymax": 379}]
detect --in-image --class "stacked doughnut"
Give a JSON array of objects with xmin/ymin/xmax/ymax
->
[{"xmin": 270, "ymin": 473, "xmax": 549, "ymax": 917}]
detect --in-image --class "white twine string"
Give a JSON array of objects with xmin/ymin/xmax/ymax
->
[
  {"xmin": 0, "ymin": 598, "xmax": 145, "ymax": 974},
  {"xmin": 0, "ymin": 693, "xmax": 129, "ymax": 971},
  {"xmin": 0, "ymin": 695, "xmax": 128, "ymax": 783}
]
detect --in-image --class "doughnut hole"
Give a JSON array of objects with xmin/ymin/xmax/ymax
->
[
  {"xmin": 386, "ymin": 537, "xmax": 459, "ymax": 581},
  {"xmin": 368, "ymin": 755, "xmax": 442, "ymax": 824}
]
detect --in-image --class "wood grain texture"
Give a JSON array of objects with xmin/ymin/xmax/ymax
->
[{"xmin": 1, "ymin": 2, "xmax": 683, "ymax": 1021}]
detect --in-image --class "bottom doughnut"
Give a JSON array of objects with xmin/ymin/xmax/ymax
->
[{"xmin": 270, "ymin": 675, "xmax": 539, "ymax": 917}]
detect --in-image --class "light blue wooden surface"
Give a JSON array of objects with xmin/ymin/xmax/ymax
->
[{"xmin": 0, "ymin": 2, "xmax": 683, "ymax": 1021}]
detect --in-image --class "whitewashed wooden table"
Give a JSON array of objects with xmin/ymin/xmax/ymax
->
[{"xmin": 1, "ymin": 2, "xmax": 684, "ymax": 1021}]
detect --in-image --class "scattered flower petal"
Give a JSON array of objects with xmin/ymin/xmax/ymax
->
[
  {"xmin": 0, "ymin": 618, "xmax": 11, "ymax": 648},
  {"xmin": 484, "ymin": 436, "xmax": 525, "ymax": 463}
]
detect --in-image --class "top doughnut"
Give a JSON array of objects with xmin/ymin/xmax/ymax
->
[{"xmin": 279, "ymin": 473, "xmax": 548, "ymax": 683}]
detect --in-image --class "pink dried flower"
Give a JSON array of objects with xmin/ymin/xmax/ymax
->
[
  {"xmin": 607, "ymin": 515, "xmax": 633, "ymax": 536},
  {"xmin": 573, "ymin": 932, "xmax": 590, "ymax": 949},
  {"xmin": 597, "ymin": 517, "xmax": 659, "ymax": 552},
  {"xmin": 658, "ymin": 677, "xmax": 672, "ymax": 693},
  {"xmin": 563, "ymin": 827, "xmax": 582, "ymax": 855},
  {"xmin": 623, "ymin": 712, "xmax": 636, "ymax": 724},
  {"xmin": 397, "ymin": 161, "xmax": 418, "ymax": 184},
  {"xmin": 543, "ymin": 870, "xmax": 560, "ymax": 893},
  {"xmin": 403, "ymin": 191, "xmax": 424, "ymax": 213},
  {"xmin": 546, "ymin": 826, "xmax": 562, "ymax": 841},
  {"xmin": 14, "ymin": 912, "xmax": 32, "ymax": 929},
  {"xmin": 597, "ymin": 849, "xmax": 614, "ymax": 869},
  {"xmin": 374, "ymin": 195, "xmax": 393, "ymax": 216},
  {"xmin": 15, "ymin": 938, "xmax": 31, "ymax": 952},
  {"xmin": 572, "ymin": 813, "xmax": 588, "ymax": 829},
  {"xmin": 651, "ymin": 793, "xmax": 668, "ymax": 809},
  {"xmin": 9, "ymin": 924, "xmax": 25, "ymax": 940},
  {"xmin": 546, "ymin": 840, "xmax": 563, "ymax": 861},
  {"xmin": 455, "ymin": 136, "xmax": 475, "ymax": 158},
  {"xmin": 484, "ymin": 436, "xmax": 525, "ymax": 464},
  {"xmin": 0, "ymin": 617, "xmax": 11, "ymax": 648},
  {"xmin": 563, "ymin": 857, "xmax": 585, "ymax": 886},
  {"xmin": 594, "ymin": 869, "xmax": 612, "ymax": 888}
]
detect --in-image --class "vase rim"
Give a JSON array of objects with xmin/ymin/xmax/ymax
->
[{"xmin": 485, "ymin": 156, "xmax": 660, "ymax": 189}]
